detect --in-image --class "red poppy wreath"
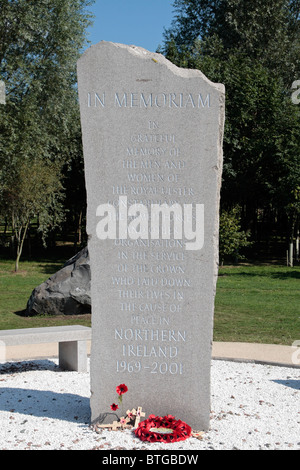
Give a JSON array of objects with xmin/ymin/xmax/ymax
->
[{"xmin": 134, "ymin": 415, "xmax": 192, "ymax": 443}]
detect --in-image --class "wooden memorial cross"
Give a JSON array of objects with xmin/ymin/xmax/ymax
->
[
  {"xmin": 97, "ymin": 417, "xmax": 131, "ymax": 431},
  {"xmin": 111, "ymin": 420, "xmax": 123, "ymax": 431},
  {"xmin": 135, "ymin": 407, "xmax": 146, "ymax": 427},
  {"xmin": 126, "ymin": 408, "xmax": 137, "ymax": 422},
  {"xmin": 126, "ymin": 406, "xmax": 146, "ymax": 427},
  {"xmin": 96, "ymin": 421, "xmax": 122, "ymax": 431}
]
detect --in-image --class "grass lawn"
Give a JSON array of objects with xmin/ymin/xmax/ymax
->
[
  {"xmin": 0, "ymin": 258, "xmax": 299, "ymax": 345},
  {"xmin": 214, "ymin": 264, "xmax": 300, "ymax": 345}
]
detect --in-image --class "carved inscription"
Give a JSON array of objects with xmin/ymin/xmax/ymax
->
[
  {"xmin": 87, "ymin": 92, "xmax": 211, "ymax": 109},
  {"xmin": 101, "ymin": 118, "xmax": 198, "ymax": 376}
]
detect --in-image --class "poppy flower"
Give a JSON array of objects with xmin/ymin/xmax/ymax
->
[
  {"xmin": 116, "ymin": 384, "xmax": 128, "ymax": 396},
  {"xmin": 110, "ymin": 403, "xmax": 119, "ymax": 411}
]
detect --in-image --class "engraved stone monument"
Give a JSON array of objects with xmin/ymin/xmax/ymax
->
[{"xmin": 77, "ymin": 42, "xmax": 225, "ymax": 431}]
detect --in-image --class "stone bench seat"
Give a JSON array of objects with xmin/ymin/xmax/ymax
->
[{"xmin": 0, "ymin": 325, "xmax": 91, "ymax": 372}]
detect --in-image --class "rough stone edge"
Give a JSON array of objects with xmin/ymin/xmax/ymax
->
[{"xmin": 77, "ymin": 41, "xmax": 225, "ymax": 95}]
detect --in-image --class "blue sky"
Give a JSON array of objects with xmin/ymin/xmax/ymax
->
[{"xmin": 86, "ymin": 0, "xmax": 175, "ymax": 52}]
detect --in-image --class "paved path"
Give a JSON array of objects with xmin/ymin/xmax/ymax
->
[
  {"xmin": 3, "ymin": 341, "xmax": 300, "ymax": 368},
  {"xmin": 212, "ymin": 341, "xmax": 300, "ymax": 368}
]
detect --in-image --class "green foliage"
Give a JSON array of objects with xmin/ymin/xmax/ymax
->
[
  {"xmin": 0, "ymin": 0, "xmax": 94, "ymax": 265},
  {"xmin": 1, "ymin": 159, "xmax": 64, "ymax": 270},
  {"xmin": 0, "ymin": 0, "xmax": 94, "ymax": 160},
  {"xmin": 219, "ymin": 206, "xmax": 251, "ymax": 263},
  {"xmin": 166, "ymin": 0, "xmax": 300, "ymax": 84},
  {"xmin": 163, "ymin": 1, "xmax": 300, "ymax": 255}
]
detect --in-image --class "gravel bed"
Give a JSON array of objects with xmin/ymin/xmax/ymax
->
[{"xmin": 0, "ymin": 358, "xmax": 299, "ymax": 451}]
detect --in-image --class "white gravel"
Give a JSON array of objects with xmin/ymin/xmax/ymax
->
[{"xmin": 0, "ymin": 358, "xmax": 299, "ymax": 451}]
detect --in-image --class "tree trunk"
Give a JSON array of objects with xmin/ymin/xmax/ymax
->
[
  {"xmin": 2, "ymin": 216, "xmax": 8, "ymax": 241},
  {"xmin": 74, "ymin": 208, "xmax": 83, "ymax": 249},
  {"xmin": 289, "ymin": 241, "xmax": 294, "ymax": 268},
  {"xmin": 296, "ymin": 218, "xmax": 299, "ymax": 263},
  {"xmin": 15, "ymin": 221, "xmax": 29, "ymax": 272},
  {"xmin": 78, "ymin": 209, "xmax": 83, "ymax": 246},
  {"xmin": 288, "ymin": 215, "xmax": 296, "ymax": 268}
]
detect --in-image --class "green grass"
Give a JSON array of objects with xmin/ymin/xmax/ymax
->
[
  {"xmin": 214, "ymin": 264, "xmax": 300, "ymax": 345},
  {"xmin": 0, "ymin": 258, "xmax": 299, "ymax": 345}
]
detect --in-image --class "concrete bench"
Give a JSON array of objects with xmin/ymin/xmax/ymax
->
[{"xmin": 0, "ymin": 325, "xmax": 91, "ymax": 372}]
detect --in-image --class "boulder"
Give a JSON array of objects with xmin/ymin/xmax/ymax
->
[{"xmin": 26, "ymin": 247, "xmax": 91, "ymax": 316}]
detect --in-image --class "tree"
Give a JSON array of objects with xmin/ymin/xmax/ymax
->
[
  {"xmin": 0, "ymin": 0, "xmax": 94, "ymax": 264},
  {"xmin": 219, "ymin": 206, "xmax": 251, "ymax": 265},
  {"xmin": 164, "ymin": 0, "xmax": 300, "ymax": 84},
  {"xmin": 162, "ymin": 1, "xmax": 300, "ymax": 262},
  {"xmin": 273, "ymin": 99, "xmax": 300, "ymax": 266},
  {"xmin": 61, "ymin": 126, "xmax": 87, "ymax": 250},
  {"xmin": 2, "ymin": 159, "xmax": 63, "ymax": 271}
]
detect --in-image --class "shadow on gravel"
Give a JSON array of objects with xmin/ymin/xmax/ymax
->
[
  {"xmin": 0, "ymin": 360, "xmax": 58, "ymax": 374},
  {"xmin": 272, "ymin": 379, "xmax": 300, "ymax": 390},
  {"xmin": 0, "ymin": 387, "xmax": 91, "ymax": 423},
  {"xmin": 0, "ymin": 360, "xmax": 90, "ymax": 424}
]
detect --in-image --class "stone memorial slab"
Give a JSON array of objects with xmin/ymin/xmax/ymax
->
[{"xmin": 77, "ymin": 41, "xmax": 225, "ymax": 430}]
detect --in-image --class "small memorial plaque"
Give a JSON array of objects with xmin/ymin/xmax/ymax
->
[{"xmin": 150, "ymin": 427, "xmax": 173, "ymax": 435}]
